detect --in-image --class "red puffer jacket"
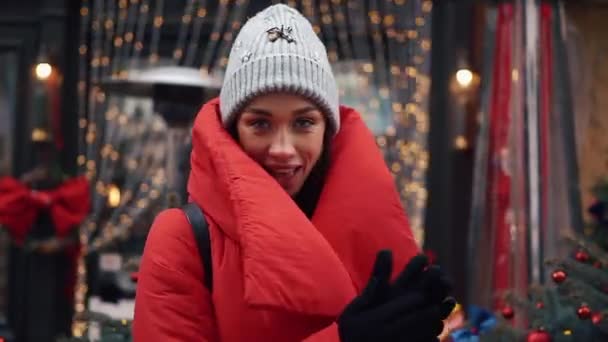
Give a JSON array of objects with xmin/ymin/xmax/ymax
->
[{"xmin": 133, "ymin": 98, "xmax": 420, "ymax": 341}]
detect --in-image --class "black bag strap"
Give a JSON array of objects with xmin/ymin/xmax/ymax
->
[{"xmin": 181, "ymin": 202, "xmax": 213, "ymax": 292}]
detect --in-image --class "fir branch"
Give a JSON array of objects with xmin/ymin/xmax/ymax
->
[
  {"xmin": 546, "ymin": 259, "xmax": 608, "ymax": 290},
  {"xmin": 505, "ymin": 291, "xmax": 537, "ymax": 312},
  {"xmin": 559, "ymin": 278, "xmax": 608, "ymax": 310},
  {"xmin": 597, "ymin": 319, "xmax": 608, "ymax": 335},
  {"xmin": 597, "ymin": 308, "xmax": 608, "ymax": 334},
  {"xmin": 561, "ymin": 233, "xmax": 608, "ymax": 265}
]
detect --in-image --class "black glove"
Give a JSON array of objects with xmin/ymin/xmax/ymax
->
[
  {"xmin": 338, "ymin": 250, "xmax": 454, "ymax": 342},
  {"xmin": 390, "ymin": 254, "xmax": 454, "ymax": 313},
  {"xmin": 388, "ymin": 254, "xmax": 456, "ymax": 341}
]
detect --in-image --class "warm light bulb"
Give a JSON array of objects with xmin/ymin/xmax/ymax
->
[
  {"xmin": 454, "ymin": 135, "xmax": 468, "ymax": 150},
  {"xmin": 455, "ymin": 68, "xmax": 473, "ymax": 88},
  {"xmin": 35, "ymin": 62, "xmax": 52, "ymax": 80},
  {"xmin": 107, "ymin": 184, "xmax": 121, "ymax": 208}
]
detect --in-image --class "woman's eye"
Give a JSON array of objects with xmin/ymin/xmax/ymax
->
[
  {"xmin": 250, "ymin": 119, "xmax": 270, "ymax": 130},
  {"xmin": 294, "ymin": 118, "xmax": 314, "ymax": 129}
]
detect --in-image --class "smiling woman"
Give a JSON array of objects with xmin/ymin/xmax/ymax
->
[{"xmin": 134, "ymin": 3, "xmax": 453, "ymax": 342}]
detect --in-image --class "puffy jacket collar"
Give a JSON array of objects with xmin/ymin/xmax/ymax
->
[{"xmin": 188, "ymin": 98, "xmax": 419, "ymax": 318}]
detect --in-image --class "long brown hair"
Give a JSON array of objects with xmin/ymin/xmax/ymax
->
[{"xmin": 228, "ymin": 117, "xmax": 333, "ymax": 218}]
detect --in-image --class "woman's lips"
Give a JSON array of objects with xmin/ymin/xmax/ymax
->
[{"xmin": 267, "ymin": 166, "xmax": 302, "ymax": 188}]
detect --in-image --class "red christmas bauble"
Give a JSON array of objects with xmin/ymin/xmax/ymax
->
[
  {"xmin": 502, "ymin": 306, "xmax": 515, "ymax": 319},
  {"xmin": 594, "ymin": 261, "xmax": 602, "ymax": 269},
  {"xmin": 577, "ymin": 304, "xmax": 591, "ymax": 319},
  {"xmin": 592, "ymin": 312, "xmax": 603, "ymax": 325},
  {"xmin": 527, "ymin": 330, "xmax": 551, "ymax": 342},
  {"xmin": 552, "ymin": 270, "xmax": 567, "ymax": 284},
  {"xmin": 536, "ymin": 301, "xmax": 544, "ymax": 309},
  {"xmin": 575, "ymin": 250, "xmax": 589, "ymax": 262}
]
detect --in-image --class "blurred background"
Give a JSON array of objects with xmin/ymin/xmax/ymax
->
[{"xmin": 0, "ymin": 0, "xmax": 607, "ymax": 341}]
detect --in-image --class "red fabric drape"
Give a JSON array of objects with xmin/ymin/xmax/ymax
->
[
  {"xmin": 0, "ymin": 176, "xmax": 90, "ymax": 245},
  {"xmin": 539, "ymin": 3, "xmax": 553, "ymax": 249},
  {"xmin": 488, "ymin": 3, "xmax": 514, "ymax": 309}
]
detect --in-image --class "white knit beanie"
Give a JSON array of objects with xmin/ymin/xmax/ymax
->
[{"xmin": 219, "ymin": 4, "xmax": 340, "ymax": 133}]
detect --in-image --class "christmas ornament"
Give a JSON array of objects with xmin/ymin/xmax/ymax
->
[
  {"xmin": 535, "ymin": 301, "xmax": 544, "ymax": 309},
  {"xmin": 592, "ymin": 312, "xmax": 603, "ymax": 325},
  {"xmin": 577, "ymin": 304, "xmax": 591, "ymax": 320},
  {"xmin": 575, "ymin": 250, "xmax": 589, "ymax": 262},
  {"xmin": 501, "ymin": 306, "xmax": 514, "ymax": 319},
  {"xmin": 551, "ymin": 270, "xmax": 567, "ymax": 284},
  {"xmin": 527, "ymin": 330, "xmax": 551, "ymax": 342},
  {"xmin": 594, "ymin": 261, "xmax": 602, "ymax": 269}
]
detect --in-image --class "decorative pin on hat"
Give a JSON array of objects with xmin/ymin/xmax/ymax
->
[{"xmin": 266, "ymin": 25, "xmax": 295, "ymax": 43}]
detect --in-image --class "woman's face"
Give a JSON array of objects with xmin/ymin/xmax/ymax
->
[{"xmin": 236, "ymin": 93, "xmax": 326, "ymax": 197}]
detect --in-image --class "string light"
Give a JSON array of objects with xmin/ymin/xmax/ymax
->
[
  {"xmin": 75, "ymin": 0, "xmax": 159, "ymax": 332},
  {"xmin": 114, "ymin": 0, "xmax": 139, "ymax": 76},
  {"xmin": 184, "ymin": 0, "xmax": 210, "ymax": 67},
  {"xmin": 173, "ymin": 0, "xmax": 197, "ymax": 64},
  {"xmin": 301, "ymin": 0, "xmax": 319, "ymax": 34},
  {"xmin": 91, "ymin": 114, "xmax": 168, "ymax": 253},
  {"xmin": 378, "ymin": 0, "xmax": 410, "ymax": 223},
  {"xmin": 455, "ymin": 135, "xmax": 469, "ymax": 150},
  {"xmin": 422, "ymin": 0, "xmax": 433, "ymax": 13},
  {"xmin": 215, "ymin": 0, "xmax": 250, "ymax": 69},
  {"xmin": 512, "ymin": 68, "xmax": 520, "ymax": 81},
  {"xmin": 84, "ymin": 0, "xmax": 104, "ymax": 181},
  {"xmin": 200, "ymin": 0, "xmax": 231, "ymax": 72},
  {"xmin": 100, "ymin": 0, "xmax": 116, "ymax": 77},
  {"xmin": 73, "ymin": 0, "xmax": 92, "ymax": 334},
  {"xmin": 420, "ymin": 39, "xmax": 431, "ymax": 51},
  {"xmin": 360, "ymin": 0, "xmax": 431, "ymax": 243},
  {"xmin": 34, "ymin": 62, "xmax": 52, "ymax": 80},
  {"xmin": 366, "ymin": 0, "xmax": 389, "ymax": 96},
  {"xmin": 107, "ymin": 184, "xmax": 121, "ymax": 208},
  {"xmin": 329, "ymin": 0, "xmax": 352, "ymax": 60},
  {"xmin": 383, "ymin": 0, "xmax": 401, "ymax": 114},
  {"xmin": 319, "ymin": 0, "xmax": 339, "ymax": 62},
  {"xmin": 456, "ymin": 68, "xmax": 474, "ymax": 88},
  {"xmin": 93, "ymin": 0, "xmax": 140, "ymax": 248},
  {"xmin": 345, "ymin": 1, "xmax": 370, "ymax": 60},
  {"xmin": 129, "ymin": 0, "xmax": 150, "ymax": 70},
  {"xmin": 148, "ymin": 0, "xmax": 165, "ymax": 65}
]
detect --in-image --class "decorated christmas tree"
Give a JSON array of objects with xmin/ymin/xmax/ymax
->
[{"xmin": 452, "ymin": 180, "xmax": 608, "ymax": 341}]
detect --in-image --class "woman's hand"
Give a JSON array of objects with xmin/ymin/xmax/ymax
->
[
  {"xmin": 390, "ymin": 254, "xmax": 454, "ymax": 309},
  {"xmin": 337, "ymin": 250, "xmax": 455, "ymax": 342}
]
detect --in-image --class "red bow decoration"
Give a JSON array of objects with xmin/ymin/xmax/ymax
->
[{"xmin": 0, "ymin": 176, "xmax": 91, "ymax": 245}]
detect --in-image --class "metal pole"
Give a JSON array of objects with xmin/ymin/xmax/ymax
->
[{"xmin": 524, "ymin": 0, "xmax": 542, "ymax": 285}]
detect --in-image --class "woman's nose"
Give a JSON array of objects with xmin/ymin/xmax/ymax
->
[{"xmin": 268, "ymin": 131, "xmax": 296, "ymax": 160}]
